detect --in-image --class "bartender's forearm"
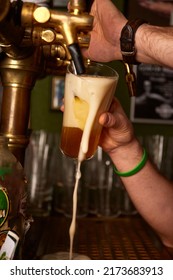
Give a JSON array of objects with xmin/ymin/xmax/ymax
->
[
  {"xmin": 109, "ymin": 139, "xmax": 173, "ymax": 248},
  {"xmin": 136, "ymin": 24, "xmax": 173, "ymax": 68}
]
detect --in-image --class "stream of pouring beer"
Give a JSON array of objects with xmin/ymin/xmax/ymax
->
[{"xmin": 69, "ymin": 160, "xmax": 82, "ymax": 260}]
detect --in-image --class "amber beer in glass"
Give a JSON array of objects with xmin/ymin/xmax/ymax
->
[{"xmin": 60, "ymin": 61, "xmax": 119, "ymax": 160}]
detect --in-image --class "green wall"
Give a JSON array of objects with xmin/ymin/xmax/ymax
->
[
  {"xmin": 30, "ymin": 0, "xmax": 173, "ymax": 136},
  {"xmin": 30, "ymin": 76, "xmax": 63, "ymax": 133}
]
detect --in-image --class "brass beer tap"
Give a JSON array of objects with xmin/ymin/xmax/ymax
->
[{"xmin": 0, "ymin": 0, "xmax": 93, "ymax": 164}]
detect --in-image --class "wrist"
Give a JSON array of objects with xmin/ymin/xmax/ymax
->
[
  {"xmin": 135, "ymin": 23, "xmax": 158, "ymax": 64},
  {"xmin": 114, "ymin": 148, "xmax": 148, "ymax": 177},
  {"xmin": 108, "ymin": 139, "xmax": 144, "ymax": 173}
]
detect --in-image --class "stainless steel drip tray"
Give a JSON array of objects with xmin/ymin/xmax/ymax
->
[{"xmin": 23, "ymin": 215, "xmax": 172, "ymax": 260}]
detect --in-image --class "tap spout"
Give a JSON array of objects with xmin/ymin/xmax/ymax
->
[{"xmin": 21, "ymin": 2, "xmax": 93, "ymax": 74}]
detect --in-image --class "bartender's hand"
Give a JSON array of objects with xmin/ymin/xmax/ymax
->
[
  {"xmin": 81, "ymin": 0, "xmax": 127, "ymax": 62},
  {"xmin": 98, "ymin": 98, "xmax": 135, "ymax": 155},
  {"xmin": 60, "ymin": 96, "xmax": 135, "ymax": 155}
]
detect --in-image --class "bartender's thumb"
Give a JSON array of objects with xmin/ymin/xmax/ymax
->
[{"xmin": 99, "ymin": 112, "xmax": 116, "ymax": 128}]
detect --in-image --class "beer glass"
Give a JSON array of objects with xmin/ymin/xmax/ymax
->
[{"xmin": 60, "ymin": 61, "xmax": 119, "ymax": 161}]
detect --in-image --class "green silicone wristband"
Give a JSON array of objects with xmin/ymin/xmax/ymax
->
[{"xmin": 114, "ymin": 148, "xmax": 148, "ymax": 177}]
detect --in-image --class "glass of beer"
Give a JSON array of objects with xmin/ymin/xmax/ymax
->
[{"xmin": 60, "ymin": 61, "xmax": 119, "ymax": 161}]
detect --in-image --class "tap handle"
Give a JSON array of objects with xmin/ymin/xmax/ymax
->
[{"xmin": 68, "ymin": 43, "xmax": 85, "ymax": 75}]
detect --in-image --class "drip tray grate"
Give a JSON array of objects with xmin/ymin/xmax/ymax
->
[
  {"xmin": 75, "ymin": 217, "xmax": 166, "ymax": 259},
  {"xmin": 23, "ymin": 215, "xmax": 172, "ymax": 260}
]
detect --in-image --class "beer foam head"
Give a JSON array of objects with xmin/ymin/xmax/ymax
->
[{"xmin": 63, "ymin": 72, "xmax": 118, "ymax": 128}]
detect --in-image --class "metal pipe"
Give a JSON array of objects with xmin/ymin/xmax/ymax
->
[{"xmin": 0, "ymin": 48, "xmax": 44, "ymax": 164}]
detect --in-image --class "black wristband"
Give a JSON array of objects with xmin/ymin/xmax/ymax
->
[{"xmin": 120, "ymin": 19, "xmax": 147, "ymax": 65}]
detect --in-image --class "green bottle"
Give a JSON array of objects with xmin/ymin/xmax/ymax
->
[{"xmin": 0, "ymin": 135, "xmax": 28, "ymax": 260}]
